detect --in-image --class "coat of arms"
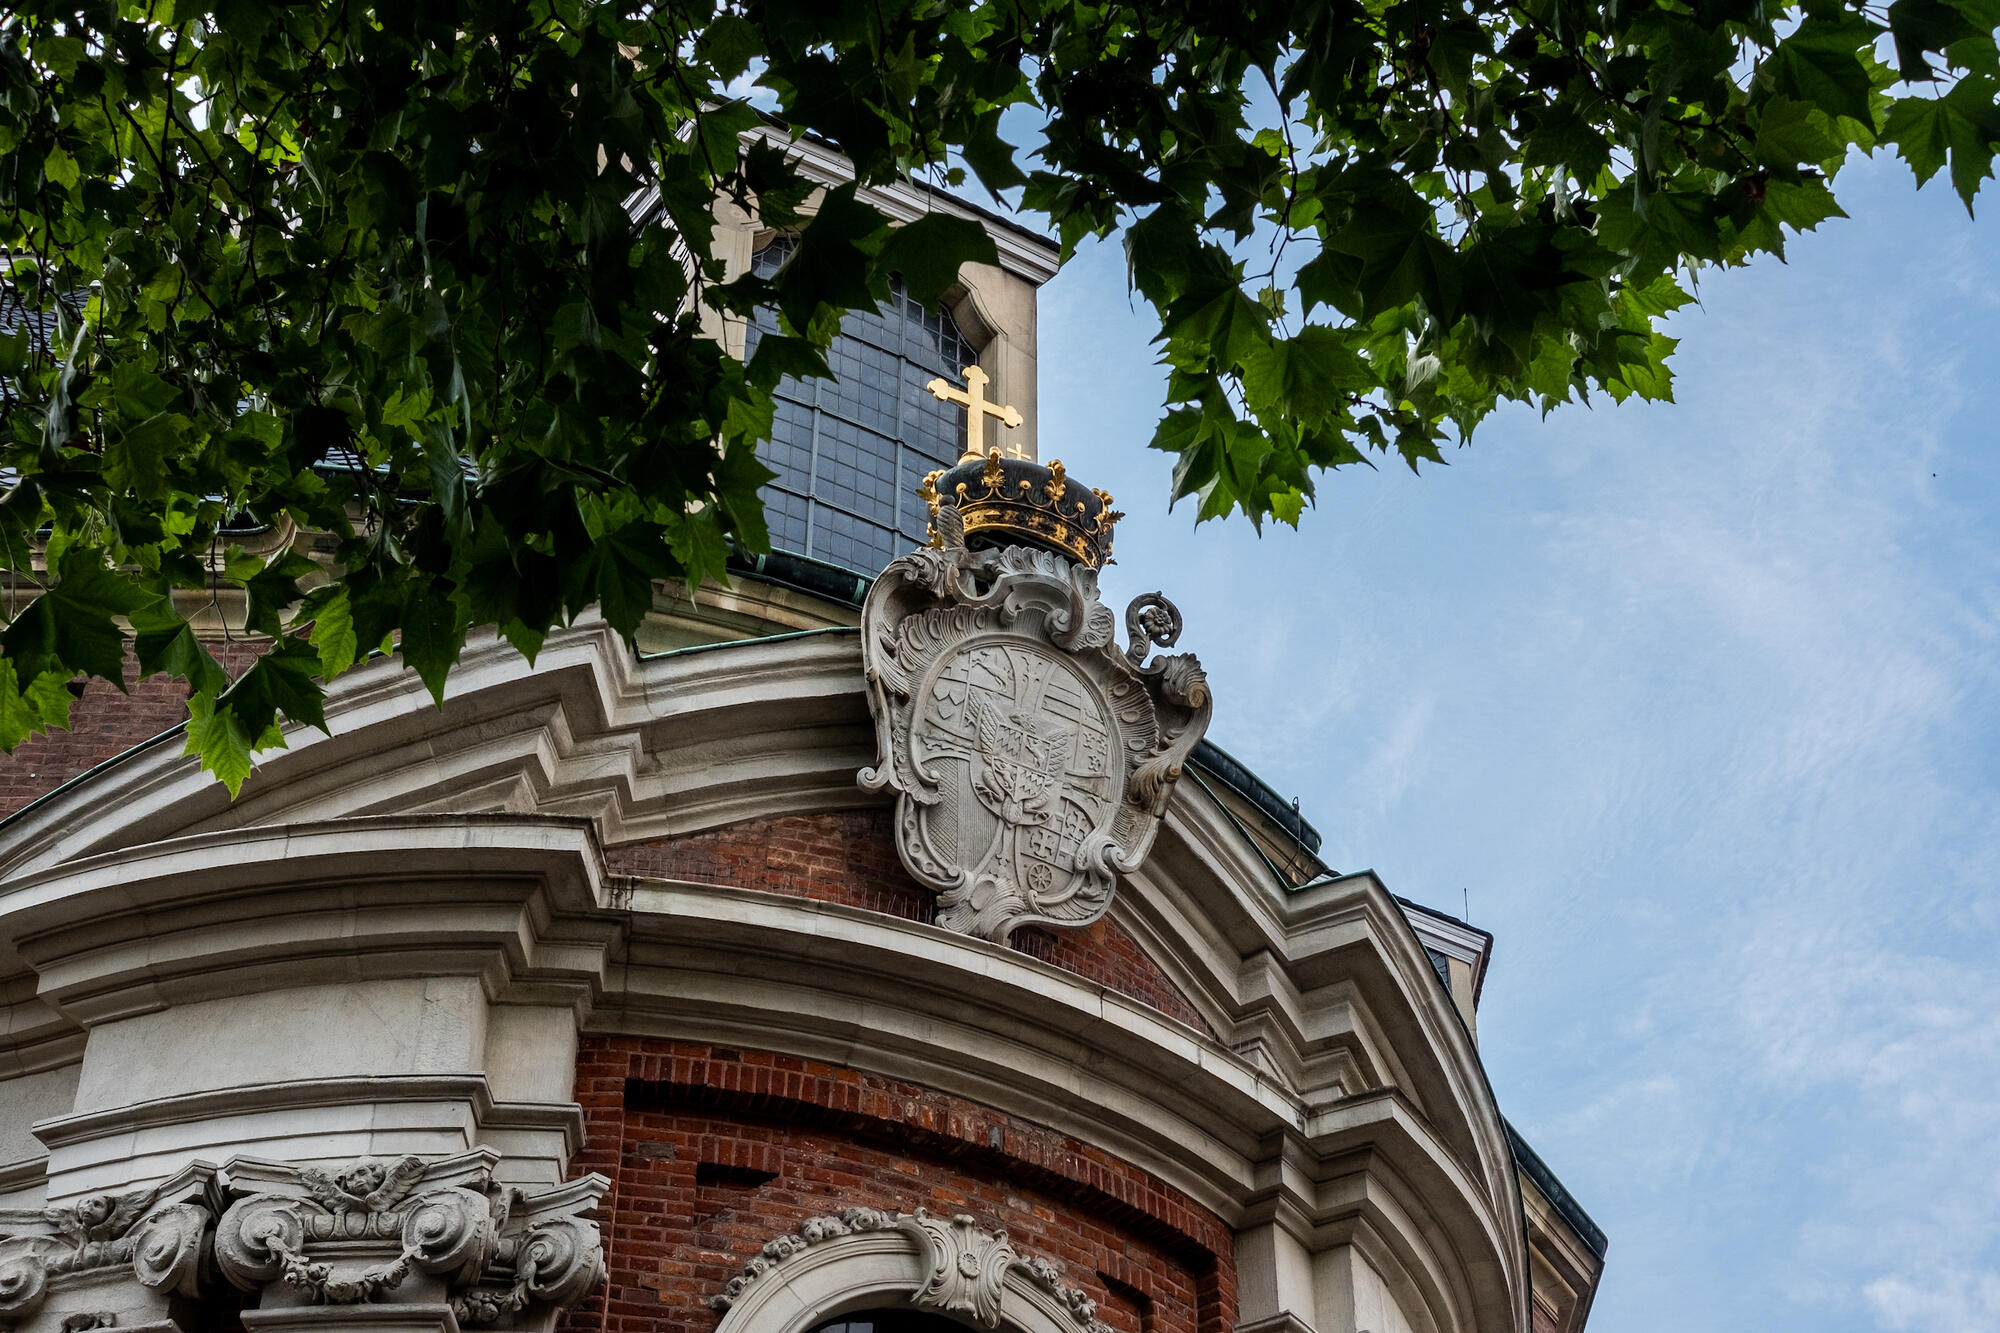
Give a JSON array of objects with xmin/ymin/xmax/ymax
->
[{"xmin": 859, "ymin": 499, "xmax": 1211, "ymax": 943}]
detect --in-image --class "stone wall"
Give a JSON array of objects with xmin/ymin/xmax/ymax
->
[
  {"xmin": 563, "ymin": 1038, "xmax": 1237, "ymax": 1333},
  {"xmin": 605, "ymin": 812, "xmax": 1214, "ymax": 1037}
]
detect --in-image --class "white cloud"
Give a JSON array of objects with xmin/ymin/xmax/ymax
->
[
  {"xmin": 1041, "ymin": 155, "xmax": 2000, "ymax": 1332},
  {"xmin": 1864, "ymin": 1270, "xmax": 2000, "ymax": 1333}
]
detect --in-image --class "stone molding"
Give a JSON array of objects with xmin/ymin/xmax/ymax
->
[
  {"xmin": 0, "ymin": 1163, "xmax": 215, "ymax": 1331},
  {"xmin": 712, "ymin": 1208, "xmax": 1113, "ymax": 1333},
  {"xmin": 32, "ymin": 1076, "xmax": 588, "ymax": 1164},
  {"xmin": 0, "ymin": 808, "xmax": 1526, "ymax": 1333},
  {"xmin": 0, "ymin": 630, "xmax": 1532, "ymax": 1330},
  {"xmin": 214, "ymin": 1149, "xmax": 604, "ymax": 1327},
  {"xmin": 0, "ymin": 1151, "xmax": 605, "ymax": 1333},
  {"xmin": 859, "ymin": 539, "xmax": 1210, "ymax": 943}
]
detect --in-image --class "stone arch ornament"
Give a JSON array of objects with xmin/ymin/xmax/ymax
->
[
  {"xmin": 711, "ymin": 1209, "xmax": 1114, "ymax": 1333},
  {"xmin": 859, "ymin": 509, "xmax": 1211, "ymax": 944}
]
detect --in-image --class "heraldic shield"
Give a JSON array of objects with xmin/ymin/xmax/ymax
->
[{"xmin": 858, "ymin": 523, "xmax": 1212, "ymax": 944}]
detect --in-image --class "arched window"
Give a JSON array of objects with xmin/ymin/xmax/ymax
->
[{"xmin": 747, "ymin": 237, "xmax": 980, "ymax": 575}]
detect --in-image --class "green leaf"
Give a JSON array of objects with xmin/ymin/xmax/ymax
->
[
  {"xmin": 0, "ymin": 660, "xmax": 76, "ymax": 750},
  {"xmin": 1606, "ymin": 331, "xmax": 1680, "ymax": 403},
  {"xmin": 746, "ymin": 334, "xmax": 832, "ymax": 391},
  {"xmin": 1161, "ymin": 280, "xmax": 1272, "ymax": 370},
  {"xmin": 2, "ymin": 551, "xmax": 151, "ymax": 685},
  {"xmin": 241, "ymin": 551, "xmax": 320, "ymax": 640},
  {"xmin": 224, "ymin": 639, "xmax": 329, "ymax": 736},
  {"xmin": 1884, "ymin": 82, "xmax": 2000, "ymax": 210},
  {"xmin": 300, "ymin": 584, "xmax": 361, "ymax": 680},
  {"xmin": 702, "ymin": 13, "xmax": 763, "ymax": 83},
  {"xmin": 1755, "ymin": 97, "xmax": 1847, "ymax": 170},
  {"xmin": 1241, "ymin": 328, "xmax": 1365, "ymax": 429},
  {"xmin": 1888, "ymin": 0, "xmax": 1986, "ymax": 79},
  {"xmin": 592, "ymin": 527, "xmax": 671, "ymax": 635},
  {"xmin": 132, "ymin": 601, "xmax": 229, "ymax": 695},
  {"xmin": 399, "ymin": 581, "xmax": 462, "ymax": 705},
  {"xmin": 184, "ymin": 691, "xmax": 269, "ymax": 797},
  {"xmin": 877, "ymin": 213, "xmax": 999, "ymax": 311},
  {"xmin": 1766, "ymin": 17, "xmax": 1882, "ymax": 128}
]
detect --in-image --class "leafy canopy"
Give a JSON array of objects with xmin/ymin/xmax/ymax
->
[{"xmin": 2, "ymin": 0, "xmax": 1996, "ymax": 790}]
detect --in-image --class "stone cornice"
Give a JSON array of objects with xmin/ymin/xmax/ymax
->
[
  {"xmin": 0, "ymin": 628, "xmax": 1528, "ymax": 1330},
  {"xmin": 31, "ymin": 1077, "xmax": 586, "ymax": 1161}
]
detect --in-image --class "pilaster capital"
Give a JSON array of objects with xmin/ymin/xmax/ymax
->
[{"xmin": 213, "ymin": 1150, "xmax": 606, "ymax": 1330}]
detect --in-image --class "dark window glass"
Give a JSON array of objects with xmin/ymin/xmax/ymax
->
[
  {"xmin": 1424, "ymin": 947, "xmax": 1453, "ymax": 990},
  {"xmin": 748, "ymin": 237, "xmax": 979, "ymax": 576},
  {"xmin": 810, "ymin": 1310, "xmax": 971, "ymax": 1333}
]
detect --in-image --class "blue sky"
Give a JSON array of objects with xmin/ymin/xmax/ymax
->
[{"xmin": 1036, "ymin": 158, "xmax": 2000, "ymax": 1332}]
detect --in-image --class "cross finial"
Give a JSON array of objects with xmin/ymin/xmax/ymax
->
[{"xmin": 926, "ymin": 365, "xmax": 1024, "ymax": 461}]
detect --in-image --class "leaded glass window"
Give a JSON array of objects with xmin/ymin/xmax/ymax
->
[{"xmin": 747, "ymin": 237, "xmax": 980, "ymax": 575}]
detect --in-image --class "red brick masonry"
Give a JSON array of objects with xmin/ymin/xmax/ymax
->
[
  {"xmin": 606, "ymin": 812, "xmax": 1215, "ymax": 1037},
  {"xmin": 563, "ymin": 1040, "xmax": 1237, "ymax": 1333},
  {"xmin": 0, "ymin": 643, "xmax": 264, "ymax": 819}
]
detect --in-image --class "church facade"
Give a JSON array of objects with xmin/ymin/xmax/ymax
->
[{"xmin": 0, "ymin": 150, "xmax": 1605, "ymax": 1333}]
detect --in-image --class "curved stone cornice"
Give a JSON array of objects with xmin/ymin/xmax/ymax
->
[
  {"xmin": 0, "ymin": 621, "xmax": 872, "ymax": 884},
  {"xmin": 0, "ymin": 627, "xmax": 1529, "ymax": 1330}
]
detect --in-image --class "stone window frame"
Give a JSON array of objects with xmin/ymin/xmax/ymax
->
[{"xmin": 712, "ymin": 1212, "xmax": 1109, "ymax": 1333}]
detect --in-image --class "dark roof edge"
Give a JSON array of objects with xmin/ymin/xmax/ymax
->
[
  {"xmin": 753, "ymin": 114, "xmax": 1060, "ymax": 261},
  {"xmin": 1393, "ymin": 893, "xmax": 1496, "ymax": 1003},
  {"xmin": 1394, "ymin": 894, "xmax": 1496, "ymax": 947},
  {"xmin": 728, "ymin": 549, "xmax": 874, "ymax": 606},
  {"xmin": 1185, "ymin": 738, "xmax": 1323, "ymax": 857},
  {"xmin": 0, "ymin": 716, "xmax": 188, "ymax": 838},
  {"xmin": 1503, "ymin": 1119, "xmax": 1609, "ymax": 1260}
]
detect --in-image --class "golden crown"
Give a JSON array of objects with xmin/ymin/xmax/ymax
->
[{"xmin": 918, "ymin": 450, "xmax": 1122, "ymax": 569}]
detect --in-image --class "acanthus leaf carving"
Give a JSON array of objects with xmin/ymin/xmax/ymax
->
[
  {"xmin": 0, "ymin": 1169, "xmax": 220, "ymax": 1329},
  {"xmin": 897, "ymin": 1211, "xmax": 1017, "ymax": 1327},
  {"xmin": 215, "ymin": 1151, "xmax": 605, "ymax": 1323},
  {"xmin": 860, "ymin": 528, "xmax": 1212, "ymax": 943}
]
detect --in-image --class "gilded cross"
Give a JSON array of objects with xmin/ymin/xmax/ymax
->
[{"xmin": 926, "ymin": 365, "xmax": 1024, "ymax": 461}]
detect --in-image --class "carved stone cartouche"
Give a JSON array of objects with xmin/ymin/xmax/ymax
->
[{"xmin": 859, "ymin": 520, "xmax": 1211, "ymax": 944}]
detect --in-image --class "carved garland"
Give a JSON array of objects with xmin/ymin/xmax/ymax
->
[
  {"xmin": 0, "ymin": 1152, "xmax": 607, "ymax": 1332},
  {"xmin": 214, "ymin": 1152, "xmax": 606, "ymax": 1325},
  {"xmin": 711, "ymin": 1208, "xmax": 1116, "ymax": 1333}
]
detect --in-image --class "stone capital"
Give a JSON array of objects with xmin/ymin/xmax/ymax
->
[{"xmin": 213, "ymin": 1151, "xmax": 605, "ymax": 1331}]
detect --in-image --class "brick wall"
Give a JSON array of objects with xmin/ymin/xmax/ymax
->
[
  {"xmin": 605, "ymin": 813, "xmax": 1214, "ymax": 1037},
  {"xmin": 0, "ymin": 642, "xmax": 265, "ymax": 819},
  {"xmin": 563, "ymin": 1039, "xmax": 1237, "ymax": 1333}
]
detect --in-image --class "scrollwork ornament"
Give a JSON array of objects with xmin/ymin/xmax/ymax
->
[
  {"xmin": 900, "ymin": 1210, "xmax": 1018, "ymax": 1327},
  {"xmin": 128, "ymin": 1203, "xmax": 209, "ymax": 1297},
  {"xmin": 0, "ymin": 1245, "xmax": 48, "ymax": 1321},
  {"xmin": 400, "ymin": 1188, "xmax": 495, "ymax": 1287},
  {"xmin": 709, "ymin": 1207, "xmax": 1118, "ymax": 1333},
  {"xmin": 515, "ymin": 1216, "xmax": 605, "ymax": 1309},
  {"xmin": 860, "ymin": 532, "xmax": 1211, "ymax": 943},
  {"xmin": 215, "ymin": 1195, "xmax": 306, "ymax": 1291}
]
